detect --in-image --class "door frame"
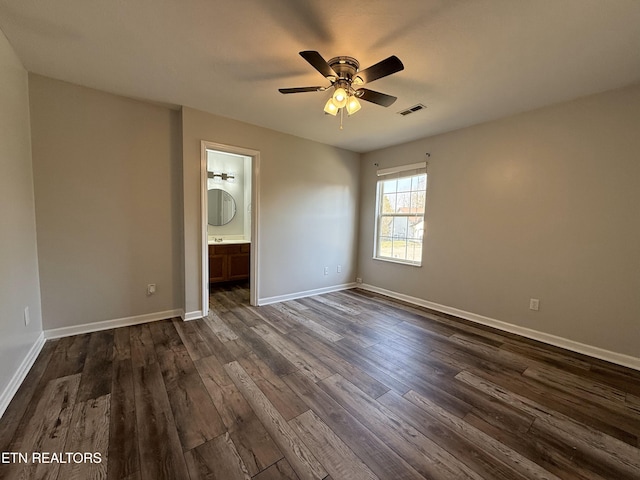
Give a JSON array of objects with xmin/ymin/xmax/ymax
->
[{"xmin": 200, "ymin": 140, "xmax": 260, "ymax": 313}]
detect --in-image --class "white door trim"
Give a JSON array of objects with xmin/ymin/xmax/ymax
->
[{"xmin": 200, "ymin": 141, "xmax": 260, "ymax": 312}]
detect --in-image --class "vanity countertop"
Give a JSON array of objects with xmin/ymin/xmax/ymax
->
[{"xmin": 208, "ymin": 239, "xmax": 251, "ymax": 245}]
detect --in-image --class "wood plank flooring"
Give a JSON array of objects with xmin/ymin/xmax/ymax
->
[{"xmin": 1, "ymin": 283, "xmax": 639, "ymax": 479}]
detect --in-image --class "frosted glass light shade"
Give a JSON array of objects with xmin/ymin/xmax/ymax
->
[
  {"xmin": 332, "ymin": 87, "xmax": 347, "ymax": 108},
  {"xmin": 346, "ymin": 96, "xmax": 361, "ymax": 115},
  {"xmin": 324, "ymin": 98, "xmax": 339, "ymax": 116}
]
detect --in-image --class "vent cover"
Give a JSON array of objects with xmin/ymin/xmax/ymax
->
[{"xmin": 398, "ymin": 104, "xmax": 427, "ymax": 116}]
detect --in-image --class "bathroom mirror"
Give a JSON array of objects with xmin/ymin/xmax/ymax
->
[{"xmin": 208, "ymin": 188, "xmax": 236, "ymax": 226}]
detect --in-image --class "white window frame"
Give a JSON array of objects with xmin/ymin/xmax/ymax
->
[{"xmin": 373, "ymin": 162, "xmax": 427, "ymax": 266}]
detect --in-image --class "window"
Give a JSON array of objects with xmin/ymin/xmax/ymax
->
[{"xmin": 374, "ymin": 164, "xmax": 427, "ymax": 266}]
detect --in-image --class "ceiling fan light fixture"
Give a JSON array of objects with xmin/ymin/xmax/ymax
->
[
  {"xmin": 346, "ymin": 95, "xmax": 361, "ymax": 115},
  {"xmin": 332, "ymin": 87, "xmax": 348, "ymax": 108},
  {"xmin": 279, "ymin": 51, "xmax": 404, "ymax": 128},
  {"xmin": 324, "ymin": 97, "xmax": 339, "ymax": 116}
]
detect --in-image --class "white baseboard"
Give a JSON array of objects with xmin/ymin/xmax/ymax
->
[
  {"xmin": 44, "ymin": 309, "xmax": 183, "ymax": 339},
  {"xmin": 359, "ymin": 283, "xmax": 640, "ymax": 372},
  {"xmin": 258, "ymin": 282, "xmax": 357, "ymax": 306},
  {"xmin": 0, "ymin": 332, "xmax": 45, "ymax": 419},
  {"xmin": 183, "ymin": 310, "xmax": 204, "ymax": 321}
]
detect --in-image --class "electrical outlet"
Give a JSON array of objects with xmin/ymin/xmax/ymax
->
[
  {"xmin": 356, "ymin": 277, "xmax": 363, "ymax": 284},
  {"xmin": 24, "ymin": 306, "xmax": 30, "ymax": 326},
  {"xmin": 147, "ymin": 283, "xmax": 156, "ymax": 295},
  {"xmin": 529, "ymin": 298, "xmax": 539, "ymax": 311},
  {"xmin": 337, "ymin": 265, "xmax": 342, "ymax": 273},
  {"xmin": 323, "ymin": 267, "xmax": 329, "ymax": 276}
]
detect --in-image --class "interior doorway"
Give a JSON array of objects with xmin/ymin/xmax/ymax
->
[{"xmin": 200, "ymin": 141, "xmax": 260, "ymax": 314}]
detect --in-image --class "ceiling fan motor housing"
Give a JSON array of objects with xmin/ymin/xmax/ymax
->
[
  {"xmin": 327, "ymin": 56, "xmax": 362, "ymax": 88},
  {"xmin": 278, "ymin": 51, "xmax": 402, "ymax": 109}
]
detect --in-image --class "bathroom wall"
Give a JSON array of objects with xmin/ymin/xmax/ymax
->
[
  {"xmin": 206, "ymin": 150, "xmax": 248, "ymax": 239},
  {"xmin": 243, "ymin": 156, "xmax": 252, "ymax": 240}
]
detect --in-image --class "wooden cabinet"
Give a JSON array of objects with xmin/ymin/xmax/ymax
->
[{"xmin": 209, "ymin": 243, "xmax": 250, "ymax": 284}]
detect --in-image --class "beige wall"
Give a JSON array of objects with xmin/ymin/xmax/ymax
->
[
  {"xmin": 10, "ymin": 55, "xmax": 636, "ymax": 374},
  {"xmin": 29, "ymin": 75, "xmax": 183, "ymax": 329},
  {"xmin": 358, "ymin": 84, "xmax": 640, "ymax": 358},
  {"xmin": 0, "ymin": 30, "xmax": 43, "ymax": 404},
  {"xmin": 24, "ymin": 76, "xmax": 359, "ymax": 328},
  {"xmin": 182, "ymin": 107, "xmax": 360, "ymax": 313}
]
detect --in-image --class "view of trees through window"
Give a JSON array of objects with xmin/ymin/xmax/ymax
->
[{"xmin": 376, "ymin": 173, "xmax": 427, "ymax": 265}]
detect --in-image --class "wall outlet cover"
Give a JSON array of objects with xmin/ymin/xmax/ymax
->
[{"xmin": 529, "ymin": 298, "xmax": 540, "ymax": 311}]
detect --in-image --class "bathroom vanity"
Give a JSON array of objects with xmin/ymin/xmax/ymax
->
[
  {"xmin": 208, "ymin": 242, "xmax": 250, "ymax": 284},
  {"xmin": 207, "ymin": 180, "xmax": 251, "ymax": 284}
]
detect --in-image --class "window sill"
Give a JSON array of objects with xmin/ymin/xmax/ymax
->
[{"xmin": 373, "ymin": 256, "xmax": 422, "ymax": 267}]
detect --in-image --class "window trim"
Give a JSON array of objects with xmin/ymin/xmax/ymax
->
[{"xmin": 373, "ymin": 165, "xmax": 427, "ymax": 267}]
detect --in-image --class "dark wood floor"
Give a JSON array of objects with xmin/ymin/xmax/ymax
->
[{"xmin": 1, "ymin": 284, "xmax": 639, "ymax": 480}]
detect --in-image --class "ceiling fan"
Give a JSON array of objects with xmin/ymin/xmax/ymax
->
[{"xmin": 279, "ymin": 51, "xmax": 404, "ymax": 126}]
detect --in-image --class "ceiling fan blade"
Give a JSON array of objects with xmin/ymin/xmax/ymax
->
[
  {"xmin": 279, "ymin": 87, "xmax": 325, "ymax": 94},
  {"xmin": 355, "ymin": 88, "xmax": 398, "ymax": 107},
  {"xmin": 299, "ymin": 50, "xmax": 338, "ymax": 79},
  {"xmin": 356, "ymin": 55, "xmax": 404, "ymax": 84}
]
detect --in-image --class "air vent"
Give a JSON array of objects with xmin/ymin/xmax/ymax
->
[{"xmin": 398, "ymin": 104, "xmax": 427, "ymax": 116}]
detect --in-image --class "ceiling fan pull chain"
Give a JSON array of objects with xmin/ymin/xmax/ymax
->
[{"xmin": 340, "ymin": 107, "xmax": 344, "ymax": 130}]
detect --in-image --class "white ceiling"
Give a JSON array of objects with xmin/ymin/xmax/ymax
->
[{"xmin": 1, "ymin": 0, "xmax": 639, "ymax": 153}]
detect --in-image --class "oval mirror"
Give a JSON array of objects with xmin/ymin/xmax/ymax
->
[{"xmin": 208, "ymin": 188, "xmax": 236, "ymax": 226}]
